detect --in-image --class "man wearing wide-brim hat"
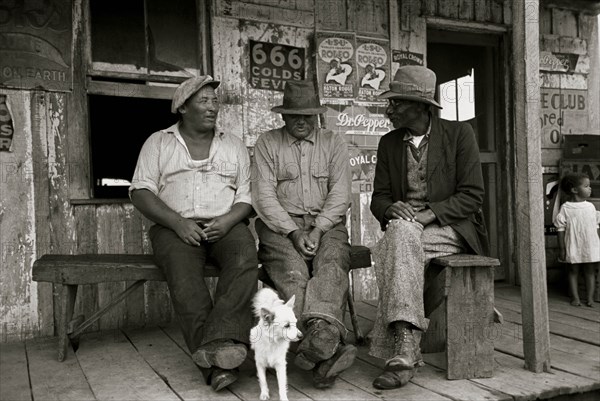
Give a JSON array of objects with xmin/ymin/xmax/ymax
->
[
  {"xmin": 368, "ymin": 65, "xmax": 488, "ymax": 389},
  {"xmin": 252, "ymin": 80, "xmax": 357, "ymax": 388},
  {"xmin": 130, "ymin": 75, "xmax": 258, "ymax": 392}
]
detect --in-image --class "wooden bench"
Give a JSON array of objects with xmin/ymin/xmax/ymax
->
[
  {"xmin": 422, "ymin": 254, "xmax": 501, "ymax": 380},
  {"xmin": 32, "ymin": 246, "xmax": 372, "ymax": 361}
]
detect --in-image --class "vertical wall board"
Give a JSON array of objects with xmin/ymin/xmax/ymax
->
[
  {"xmin": 316, "ymin": 0, "xmax": 348, "ymax": 31},
  {"xmin": 31, "ymin": 92, "xmax": 53, "ymax": 337},
  {"xmin": 0, "ymin": 90, "xmax": 38, "ymax": 342},
  {"xmin": 73, "ymin": 205, "xmax": 99, "ymax": 333},
  {"xmin": 423, "ymin": 0, "xmax": 438, "ymax": 16},
  {"xmin": 437, "ymin": 0, "xmax": 459, "ymax": 19},
  {"xmin": 46, "ymin": 92, "xmax": 76, "ymax": 336},
  {"xmin": 474, "ymin": 0, "xmax": 491, "ymax": 22},
  {"xmin": 122, "ymin": 205, "xmax": 146, "ymax": 328},
  {"xmin": 503, "ymin": 0, "xmax": 512, "ymax": 25},
  {"xmin": 212, "ymin": 17, "xmax": 246, "ymax": 144},
  {"xmin": 580, "ymin": 15, "xmax": 600, "ymax": 135},
  {"xmin": 68, "ymin": 0, "xmax": 90, "ymax": 199},
  {"xmin": 96, "ymin": 205, "xmax": 126, "ymax": 330},
  {"xmin": 491, "ymin": 0, "xmax": 504, "ymax": 24},
  {"xmin": 352, "ymin": 193, "xmax": 382, "ymax": 302},
  {"xmin": 540, "ymin": 7, "xmax": 553, "ymax": 34},
  {"xmin": 355, "ymin": 0, "xmax": 389, "ymax": 37},
  {"xmin": 552, "ymin": 9, "xmax": 578, "ymax": 38},
  {"xmin": 458, "ymin": 0, "xmax": 475, "ymax": 20}
]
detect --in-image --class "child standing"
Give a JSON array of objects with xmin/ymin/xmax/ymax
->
[{"xmin": 554, "ymin": 173, "xmax": 600, "ymax": 307}]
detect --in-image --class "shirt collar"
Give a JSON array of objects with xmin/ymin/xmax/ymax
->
[
  {"xmin": 166, "ymin": 122, "xmax": 224, "ymax": 141},
  {"xmin": 284, "ymin": 127, "xmax": 316, "ymax": 146}
]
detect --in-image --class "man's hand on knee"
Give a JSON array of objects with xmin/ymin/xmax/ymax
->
[
  {"xmin": 289, "ymin": 230, "xmax": 317, "ymax": 259},
  {"xmin": 307, "ymin": 227, "xmax": 324, "ymax": 253},
  {"xmin": 173, "ymin": 218, "xmax": 208, "ymax": 246},
  {"xmin": 204, "ymin": 215, "xmax": 235, "ymax": 242},
  {"xmin": 385, "ymin": 201, "xmax": 416, "ymax": 221}
]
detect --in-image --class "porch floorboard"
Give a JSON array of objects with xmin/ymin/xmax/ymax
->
[{"xmin": 1, "ymin": 284, "xmax": 598, "ymax": 401}]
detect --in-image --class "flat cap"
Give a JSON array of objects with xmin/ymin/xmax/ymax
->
[{"xmin": 171, "ymin": 75, "xmax": 220, "ymax": 113}]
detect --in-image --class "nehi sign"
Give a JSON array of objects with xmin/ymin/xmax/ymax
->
[{"xmin": 249, "ymin": 40, "xmax": 305, "ymax": 91}]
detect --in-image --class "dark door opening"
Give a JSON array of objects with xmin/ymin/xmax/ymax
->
[{"xmin": 427, "ymin": 29, "xmax": 507, "ymax": 280}]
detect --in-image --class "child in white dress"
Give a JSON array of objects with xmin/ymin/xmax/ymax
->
[{"xmin": 554, "ymin": 173, "xmax": 600, "ymax": 307}]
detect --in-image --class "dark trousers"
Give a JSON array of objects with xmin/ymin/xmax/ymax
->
[{"xmin": 149, "ymin": 222, "xmax": 258, "ymax": 354}]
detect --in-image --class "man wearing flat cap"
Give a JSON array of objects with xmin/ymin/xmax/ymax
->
[
  {"xmin": 368, "ymin": 65, "xmax": 488, "ymax": 389},
  {"xmin": 252, "ymin": 80, "xmax": 357, "ymax": 389},
  {"xmin": 129, "ymin": 75, "xmax": 258, "ymax": 391}
]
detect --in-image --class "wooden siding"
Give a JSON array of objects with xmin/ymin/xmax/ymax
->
[{"xmin": 2, "ymin": 0, "xmax": 599, "ymax": 343}]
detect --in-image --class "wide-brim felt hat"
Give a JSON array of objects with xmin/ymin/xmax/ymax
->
[
  {"xmin": 379, "ymin": 66, "xmax": 442, "ymax": 108},
  {"xmin": 171, "ymin": 75, "xmax": 220, "ymax": 113},
  {"xmin": 271, "ymin": 80, "xmax": 327, "ymax": 115}
]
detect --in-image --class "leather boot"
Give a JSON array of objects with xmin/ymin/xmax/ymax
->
[
  {"xmin": 294, "ymin": 318, "xmax": 340, "ymax": 370},
  {"xmin": 384, "ymin": 321, "xmax": 423, "ymax": 371},
  {"xmin": 372, "ymin": 369, "xmax": 414, "ymax": 390}
]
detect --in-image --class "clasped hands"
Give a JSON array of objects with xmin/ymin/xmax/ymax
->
[
  {"xmin": 384, "ymin": 201, "xmax": 436, "ymax": 227},
  {"xmin": 173, "ymin": 215, "xmax": 234, "ymax": 246},
  {"xmin": 288, "ymin": 227, "xmax": 324, "ymax": 260}
]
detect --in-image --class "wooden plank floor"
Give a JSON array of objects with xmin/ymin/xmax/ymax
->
[{"xmin": 1, "ymin": 284, "xmax": 598, "ymax": 401}]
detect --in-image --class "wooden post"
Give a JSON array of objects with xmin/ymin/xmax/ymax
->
[{"xmin": 512, "ymin": 0, "xmax": 551, "ymax": 373}]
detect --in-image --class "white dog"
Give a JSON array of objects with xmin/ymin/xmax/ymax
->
[{"xmin": 251, "ymin": 288, "xmax": 303, "ymax": 401}]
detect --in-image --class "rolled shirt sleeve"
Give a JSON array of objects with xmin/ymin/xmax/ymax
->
[{"xmin": 129, "ymin": 132, "xmax": 161, "ymax": 198}]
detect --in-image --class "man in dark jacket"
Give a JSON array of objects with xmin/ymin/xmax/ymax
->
[{"xmin": 368, "ymin": 66, "xmax": 488, "ymax": 389}]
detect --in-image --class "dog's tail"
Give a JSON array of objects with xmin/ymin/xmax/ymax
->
[{"xmin": 253, "ymin": 287, "xmax": 284, "ymax": 317}]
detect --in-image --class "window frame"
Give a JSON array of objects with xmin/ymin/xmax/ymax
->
[{"xmin": 80, "ymin": 0, "xmax": 212, "ymax": 200}]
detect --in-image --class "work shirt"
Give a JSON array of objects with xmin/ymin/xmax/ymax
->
[
  {"xmin": 252, "ymin": 127, "xmax": 350, "ymax": 236},
  {"xmin": 129, "ymin": 123, "xmax": 251, "ymax": 220}
]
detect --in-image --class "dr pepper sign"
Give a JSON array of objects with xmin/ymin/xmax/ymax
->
[{"xmin": 249, "ymin": 40, "xmax": 305, "ymax": 91}]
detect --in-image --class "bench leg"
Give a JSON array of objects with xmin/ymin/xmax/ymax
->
[
  {"xmin": 446, "ymin": 266, "xmax": 494, "ymax": 379},
  {"xmin": 57, "ymin": 284, "xmax": 78, "ymax": 362},
  {"xmin": 347, "ymin": 293, "xmax": 366, "ymax": 345}
]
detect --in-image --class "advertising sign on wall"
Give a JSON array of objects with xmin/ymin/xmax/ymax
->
[
  {"xmin": 355, "ymin": 37, "xmax": 390, "ymax": 105},
  {"xmin": 316, "ymin": 31, "xmax": 356, "ymax": 105},
  {"xmin": 349, "ymin": 146, "xmax": 378, "ymax": 193},
  {"xmin": 249, "ymin": 40, "xmax": 305, "ymax": 91},
  {"xmin": 392, "ymin": 50, "xmax": 424, "ymax": 67},
  {"xmin": 0, "ymin": 95, "xmax": 14, "ymax": 152},
  {"xmin": 324, "ymin": 104, "xmax": 391, "ymax": 136},
  {"xmin": 540, "ymin": 88, "xmax": 589, "ymax": 148},
  {"xmin": 0, "ymin": 0, "xmax": 72, "ymax": 92}
]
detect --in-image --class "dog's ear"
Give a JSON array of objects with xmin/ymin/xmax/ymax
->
[
  {"xmin": 260, "ymin": 307, "xmax": 274, "ymax": 324},
  {"xmin": 285, "ymin": 294, "xmax": 296, "ymax": 309}
]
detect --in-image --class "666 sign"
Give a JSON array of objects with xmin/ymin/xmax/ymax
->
[{"xmin": 249, "ymin": 40, "xmax": 305, "ymax": 91}]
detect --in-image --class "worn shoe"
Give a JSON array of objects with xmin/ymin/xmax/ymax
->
[
  {"xmin": 295, "ymin": 319, "xmax": 341, "ymax": 370},
  {"xmin": 311, "ymin": 344, "xmax": 357, "ymax": 388},
  {"xmin": 372, "ymin": 369, "xmax": 414, "ymax": 390},
  {"xmin": 192, "ymin": 340, "xmax": 247, "ymax": 369},
  {"xmin": 210, "ymin": 368, "xmax": 239, "ymax": 391},
  {"xmin": 384, "ymin": 322, "xmax": 423, "ymax": 371}
]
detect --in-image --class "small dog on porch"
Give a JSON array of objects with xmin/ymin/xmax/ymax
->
[{"xmin": 250, "ymin": 288, "xmax": 303, "ymax": 401}]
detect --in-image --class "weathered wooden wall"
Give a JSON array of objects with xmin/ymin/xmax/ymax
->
[
  {"xmin": 2, "ymin": 0, "xmax": 598, "ymax": 342},
  {"xmin": 539, "ymin": 6, "xmax": 600, "ymax": 273}
]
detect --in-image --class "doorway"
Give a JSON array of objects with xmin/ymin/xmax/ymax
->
[{"xmin": 427, "ymin": 29, "xmax": 508, "ymax": 280}]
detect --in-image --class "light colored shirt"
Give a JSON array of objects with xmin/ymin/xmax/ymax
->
[
  {"xmin": 129, "ymin": 123, "xmax": 251, "ymax": 220},
  {"xmin": 252, "ymin": 127, "xmax": 351, "ymax": 236}
]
